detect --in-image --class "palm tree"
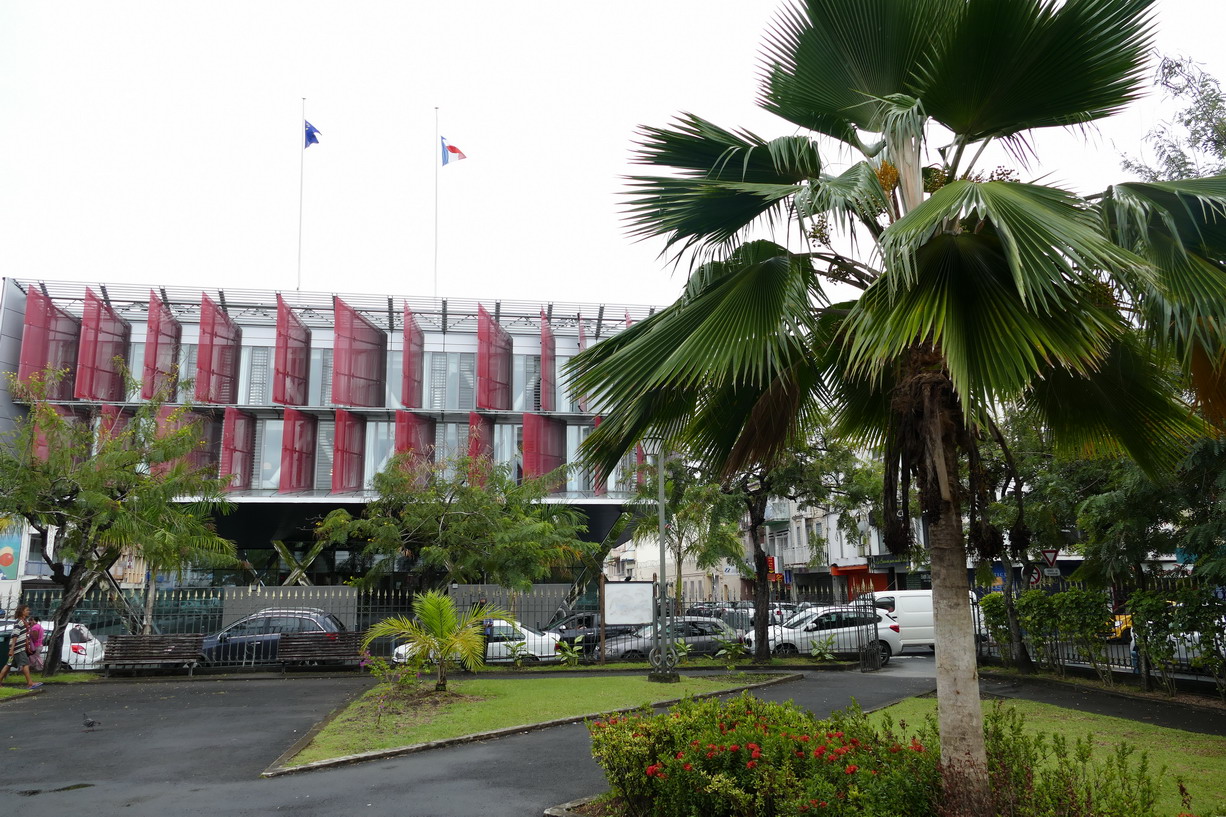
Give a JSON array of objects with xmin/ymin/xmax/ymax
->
[
  {"xmin": 362, "ymin": 590, "xmax": 507, "ymax": 691},
  {"xmin": 571, "ymin": 0, "xmax": 1226, "ymax": 808}
]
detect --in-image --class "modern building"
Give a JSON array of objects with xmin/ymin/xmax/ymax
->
[{"xmin": 0, "ymin": 277, "xmax": 655, "ymax": 590}]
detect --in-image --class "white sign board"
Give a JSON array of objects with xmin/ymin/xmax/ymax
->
[
  {"xmin": 1042, "ymin": 567, "xmax": 1061, "ymax": 577},
  {"xmin": 1040, "ymin": 549, "xmax": 1059, "ymax": 568},
  {"xmin": 603, "ymin": 581, "xmax": 655, "ymax": 626}
]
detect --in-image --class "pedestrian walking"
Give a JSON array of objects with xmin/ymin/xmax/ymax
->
[
  {"xmin": 0, "ymin": 605, "xmax": 43, "ymax": 689},
  {"xmin": 26, "ymin": 614, "xmax": 45, "ymax": 672}
]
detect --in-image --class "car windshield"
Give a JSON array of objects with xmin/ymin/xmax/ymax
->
[{"xmin": 782, "ymin": 610, "xmax": 821, "ymax": 629}]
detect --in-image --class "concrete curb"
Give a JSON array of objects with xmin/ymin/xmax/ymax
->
[{"xmin": 260, "ymin": 672, "xmax": 804, "ymax": 778}]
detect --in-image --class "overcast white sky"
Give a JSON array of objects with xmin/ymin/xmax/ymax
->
[{"xmin": 1, "ymin": 1, "xmax": 1222, "ymax": 311}]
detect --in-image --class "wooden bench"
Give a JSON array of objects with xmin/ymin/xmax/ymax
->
[
  {"xmin": 276, "ymin": 631, "xmax": 364, "ymax": 676},
  {"xmin": 103, "ymin": 634, "xmax": 206, "ymax": 677}
]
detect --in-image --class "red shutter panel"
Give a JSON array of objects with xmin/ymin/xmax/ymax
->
[
  {"xmin": 468, "ymin": 412, "xmax": 494, "ymax": 461},
  {"xmin": 333, "ymin": 409, "xmax": 366, "ymax": 492},
  {"xmin": 522, "ymin": 413, "xmax": 566, "ymax": 485},
  {"xmin": 593, "ymin": 416, "xmax": 607, "ymax": 496},
  {"xmin": 332, "ymin": 296, "xmax": 387, "ymax": 407},
  {"xmin": 19, "ymin": 290, "xmax": 81, "ymax": 401},
  {"xmin": 273, "ymin": 295, "xmax": 311, "ymax": 405},
  {"xmin": 221, "ymin": 407, "xmax": 257, "ymax": 491},
  {"xmin": 576, "ymin": 314, "xmax": 589, "ymax": 413},
  {"xmin": 98, "ymin": 405, "xmax": 135, "ymax": 443},
  {"xmin": 155, "ymin": 406, "xmax": 221, "ymax": 476},
  {"xmin": 280, "ymin": 407, "xmax": 318, "ymax": 492},
  {"xmin": 195, "ymin": 294, "xmax": 242, "ymax": 404},
  {"xmin": 75, "ymin": 288, "xmax": 131, "ymax": 402},
  {"xmin": 476, "ymin": 305, "xmax": 512, "ymax": 410},
  {"xmin": 32, "ymin": 406, "xmax": 85, "ymax": 461},
  {"xmin": 401, "ymin": 303, "xmax": 424, "ymax": 409},
  {"xmin": 142, "ymin": 290, "xmax": 182, "ymax": 400},
  {"xmin": 394, "ymin": 410, "xmax": 435, "ymax": 460},
  {"xmin": 539, "ymin": 310, "xmax": 555, "ymax": 412}
]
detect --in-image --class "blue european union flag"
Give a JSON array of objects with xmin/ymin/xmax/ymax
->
[{"xmin": 304, "ymin": 120, "xmax": 321, "ymax": 149}]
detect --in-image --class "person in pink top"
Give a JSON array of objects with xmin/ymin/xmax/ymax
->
[{"xmin": 27, "ymin": 614, "xmax": 45, "ymax": 670}]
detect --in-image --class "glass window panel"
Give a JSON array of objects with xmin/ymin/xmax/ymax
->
[
  {"xmin": 257, "ymin": 419, "xmax": 283, "ymax": 489},
  {"xmin": 364, "ymin": 421, "xmax": 395, "ymax": 487}
]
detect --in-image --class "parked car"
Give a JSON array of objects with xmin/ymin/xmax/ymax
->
[
  {"xmin": 596, "ymin": 616, "xmax": 738, "ymax": 661},
  {"xmin": 0, "ymin": 620, "xmax": 104, "ymax": 671},
  {"xmin": 744, "ymin": 606, "xmax": 901, "ymax": 666},
  {"xmin": 544, "ymin": 612, "xmax": 643, "ymax": 654},
  {"xmin": 391, "ymin": 618, "xmax": 562, "ymax": 665},
  {"xmin": 200, "ymin": 607, "xmax": 346, "ymax": 665}
]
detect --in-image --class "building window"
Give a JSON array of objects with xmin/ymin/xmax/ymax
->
[
  {"xmin": 425, "ymin": 352, "xmax": 476, "ymax": 411},
  {"xmin": 566, "ymin": 425, "xmax": 592, "ymax": 492},
  {"xmin": 308, "ymin": 349, "xmax": 333, "ymax": 407},
  {"xmin": 364, "ymin": 420, "xmax": 395, "ymax": 487},
  {"xmin": 238, "ymin": 346, "xmax": 274, "ymax": 406},
  {"xmin": 254, "ymin": 419, "xmax": 283, "ymax": 489},
  {"xmin": 512, "ymin": 354, "xmax": 541, "ymax": 412},
  {"xmin": 315, "ymin": 419, "xmax": 335, "ymax": 491}
]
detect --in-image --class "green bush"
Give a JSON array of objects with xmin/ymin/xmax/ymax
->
[
  {"xmin": 588, "ymin": 693, "xmax": 1164, "ymax": 817},
  {"xmin": 1016, "ymin": 589, "xmax": 1060, "ymax": 672},
  {"xmin": 978, "ymin": 593, "xmax": 1014, "ymax": 663},
  {"xmin": 1052, "ymin": 588, "xmax": 1114, "ymax": 684}
]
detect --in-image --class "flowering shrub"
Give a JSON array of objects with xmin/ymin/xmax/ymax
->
[
  {"xmin": 588, "ymin": 693, "xmax": 939, "ymax": 817},
  {"xmin": 589, "ymin": 693, "xmax": 1167, "ymax": 817}
]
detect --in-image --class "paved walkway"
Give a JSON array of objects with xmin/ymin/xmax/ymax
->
[{"xmin": 0, "ymin": 656, "xmax": 1220, "ymax": 817}]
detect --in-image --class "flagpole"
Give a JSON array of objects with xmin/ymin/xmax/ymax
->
[
  {"xmin": 433, "ymin": 106, "xmax": 439, "ymax": 300},
  {"xmin": 297, "ymin": 97, "xmax": 306, "ymax": 292}
]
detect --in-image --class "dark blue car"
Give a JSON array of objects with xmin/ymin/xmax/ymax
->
[{"xmin": 201, "ymin": 607, "xmax": 346, "ymax": 666}]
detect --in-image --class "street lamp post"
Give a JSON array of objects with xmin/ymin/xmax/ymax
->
[{"xmin": 645, "ymin": 439, "xmax": 679, "ymax": 683}]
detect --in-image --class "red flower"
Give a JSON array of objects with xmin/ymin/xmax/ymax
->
[
  {"xmin": 707, "ymin": 752, "xmax": 716, "ymax": 759},
  {"xmin": 845, "ymin": 764, "xmax": 858, "ymax": 774},
  {"xmin": 799, "ymin": 735, "xmax": 811, "ymax": 742},
  {"xmin": 683, "ymin": 763, "xmax": 692, "ymax": 771},
  {"xmin": 746, "ymin": 760, "xmax": 757, "ymax": 769},
  {"xmin": 814, "ymin": 746, "xmax": 827, "ymax": 756},
  {"xmin": 691, "ymin": 740, "xmax": 700, "ymax": 747},
  {"xmin": 751, "ymin": 750, "xmax": 762, "ymax": 759},
  {"xmin": 795, "ymin": 750, "xmax": 805, "ymax": 758},
  {"xmin": 675, "ymin": 752, "xmax": 685, "ymax": 759},
  {"xmin": 747, "ymin": 743, "xmax": 759, "ymax": 750},
  {"xmin": 730, "ymin": 744, "xmax": 741, "ymax": 751}
]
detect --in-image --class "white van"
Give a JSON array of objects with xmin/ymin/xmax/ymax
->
[{"xmin": 860, "ymin": 590, "xmax": 981, "ymax": 653}]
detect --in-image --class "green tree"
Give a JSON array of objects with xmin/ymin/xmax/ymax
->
[
  {"xmin": 362, "ymin": 590, "xmax": 507, "ymax": 691},
  {"xmin": 625, "ymin": 456, "xmax": 744, "ymax": 608},
  {"xmin": 0, "ymin": 371, "xmax": 235, "ymax": 674},
  {"xmin": 571, "ymin": 1, "xmax": 1226, "ymax": 806},
  {"xmin": 316, "ymin": 453, "xmax": 598, "ymax": 591},
  {"xmin": 1123, "ymin": 56, "xmax": 1226, "ymax": 181}
]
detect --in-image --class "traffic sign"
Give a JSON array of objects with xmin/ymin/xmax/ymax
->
[
  {"xmin": 1042, "ymin": 567, "xmax": 1061, "ymax": 577},
  {"xmin": 1040, "ymin": 549, "xmax": 1059, "ymax": 567},
  {"xmin": 1028, "ymin": 567, "xmax": 1042, "ymax": 587}
]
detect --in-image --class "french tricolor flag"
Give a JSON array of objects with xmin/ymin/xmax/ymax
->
[{"xmin": 441, "ymin": 136, "xmax": 467, "ymax": 166}]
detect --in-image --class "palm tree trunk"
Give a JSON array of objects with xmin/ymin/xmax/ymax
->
[{"xmin": 929, "ymin": 510, "xmax": 989, "ymax": 809}]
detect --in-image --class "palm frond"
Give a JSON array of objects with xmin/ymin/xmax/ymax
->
[
  {"xmin": 758, "ymin": 0, "xmax": 960, "ymax": 143},
  {"xmin": 625, "ymin": 114, "xmax": 822, "ymax": 255},
  {"xmin": 917, "ymin": 0, "xmax": 1155, "ymax": 143}
]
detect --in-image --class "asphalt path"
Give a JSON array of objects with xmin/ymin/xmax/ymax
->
[{"xmin": 0, "ymin": 657, "xmax": 944, "ymax": 817}]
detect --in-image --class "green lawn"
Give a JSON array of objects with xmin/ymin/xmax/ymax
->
[
  {"xmin": 870, "ymin": 697, "xmax": 1226, "ymax": 817},
  {"xmin": 290, "ymin": 673, "xmax": 772, "ymax": 766},
  {"xmin": 0, "ymin": 671, "xmax": 98, "ymax": 700}
]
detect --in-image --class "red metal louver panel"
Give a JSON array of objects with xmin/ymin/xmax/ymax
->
[
  {"xmin": 142, "ymin": 290, "xmax": 182, "ymax": 400},
  {"xmin": 220, "ymin": 407, "xmax": 257, "ymax": 491},
  {"xmin": 154, "ymin": 406, "xmax": 221, "ymax": 476},
  {"xmin": 539, "ymin": 310, "xmax": 555, "ymax": 412},
  {"xmin": 401, "ymin": 303, "xmax": 424, "ymax": 409},
  {"xmin": 476, "ymin": 305, "xmax": 512, "ymax": 410},
  {"xmin": 333, "ymin": 409, "xmax": 366, "ymax": 492},
  {"xmin": 332, "ymin": 296, "xmax": 387, "ymax": 407},
  {"xmin": 394, "ymin": 411, "xmax": 436, "ymax": 460},
  {"xmin": 273, "ymin": 295, "xmax": 311, "ymax": 405},
  {"xmin": 468, "ymin": 412, "xmax": 493, "ymax": 461},
  {"xmin": 32, "ymin": 406, "xmax": 85, "ymax": 461},
  {"xmin": 522, "ymin": 413, "xmax": 565, "ymax": 482},
  {"xmin": 280, "ymin": 407, "xmax": 318, "ymax": 492},
  {"xmin": 636, "ymin": 443, "xmax": 646, "ymax": 486},
  {"xmin": 98, "ymin": 405, "xmax": 134, "ymax": 443},
  {"xmin": 75, "ymin": 288, "xmax": 132, "ymax": 402},
  {"xmin": 195, "ymin": 294, "xmax": 241, "ymax": 404},
  {"xmin": 19, "ymin": 289, "xmax": 81, "ymax": 400}
]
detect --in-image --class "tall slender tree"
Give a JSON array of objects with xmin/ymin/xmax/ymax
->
[{"xmin": 571, "ymin": 1, "xmax": 1226, "ymax": 808}]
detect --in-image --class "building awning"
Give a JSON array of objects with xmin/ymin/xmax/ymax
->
[{"xmin": 829, "ymin": 563, "xmax": 868, "ymax": 576}]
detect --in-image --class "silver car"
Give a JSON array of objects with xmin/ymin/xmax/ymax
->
[{"xmin": 597, "ymin": 616, "xmax": 737, "ymax": 661}]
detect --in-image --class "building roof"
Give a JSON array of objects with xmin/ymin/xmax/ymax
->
[{"xmin": 11, "ymin": 278, "xmax": 664, "ymax": 338}]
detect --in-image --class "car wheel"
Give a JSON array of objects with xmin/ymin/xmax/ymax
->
[
  {"xmin": 622, "ymin": 650, "xmax": 644, "ymax": 661},
  {"xmin": 775, "ymin": 643, "xmax": 799, "ymax": 656},
  {"xmin": 877, "ymin": 641, "xmax": 892, "ymax": 666}
]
